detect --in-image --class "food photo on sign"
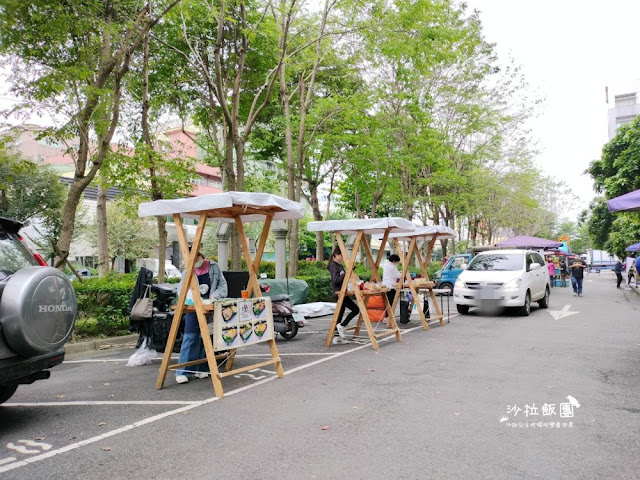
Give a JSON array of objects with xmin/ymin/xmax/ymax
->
[{"xmin": 214, "ymin": 297, "xmax": 273, "ymax": 350}]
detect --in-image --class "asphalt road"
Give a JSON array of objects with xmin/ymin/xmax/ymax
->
[{"xmin": 1, "ymin": 271, "xmax": 640, "ymax": 479}]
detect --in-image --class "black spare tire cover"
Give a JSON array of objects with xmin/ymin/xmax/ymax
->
[{"xmin": 0, "ymin": 266, "xmax": 76, "ymax": 356}]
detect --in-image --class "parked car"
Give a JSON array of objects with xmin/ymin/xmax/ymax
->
[
  {"xmin": 69, "ymin": 267, "xmax": 92, "ymax": 281},
  {"xmin": 136, "ymin": 258, "xmax": 182, "ymax": 280},
  {"xmin": 0, "ymin": 217, "xmax": 76, "ymax": 404},
  {"xmin": 434, "ymin": 253, "xmax": 473, "ymax": 293},
  {"xmin": 453, "ymin": 249, "xmax": 550, "ymax": 316}
]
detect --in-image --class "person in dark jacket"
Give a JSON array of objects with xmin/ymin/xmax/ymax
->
[
  {"xmin": 328, "ymin": 247, "xmax": 359, "ymax": 343},
  {"xmin": 569, "ymin": 258, "xmax": 587, "ymax": 297},
  {"xmin": 614, "ymin": 260, "xmax": 624, "ymax": 288}
]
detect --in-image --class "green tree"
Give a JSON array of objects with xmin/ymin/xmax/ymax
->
[
  {"xmin": 589, "ymin": 116, "xmax": 640, "ymax": 198},
  {"xmin": 85, "ymin": 198, "xmax": 156, "ymax": 266},
  {"xmin": 0, "ymin": 149, "xmax": 65, "ymax": 236},
  {"xmin": 587, "ymin": 117, "xmax": 640, "ymax": 255},
  {"xmin": 0, "ymin": 0, "xmax": 181, "ymax": 264}
]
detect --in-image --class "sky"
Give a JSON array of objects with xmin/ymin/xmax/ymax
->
[{"xmin": 464, "ymin": 0, "xmax": 640, "ymax": 220}]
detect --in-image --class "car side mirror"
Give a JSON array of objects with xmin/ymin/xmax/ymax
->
[{"xmin": 530, "ymin": 263, "xmax": 541, "ymax": 271}]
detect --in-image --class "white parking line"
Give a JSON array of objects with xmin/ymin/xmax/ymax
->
[
  {"xmin": 0, "ymin": 319, "xmax": 455, "ymax": 473},
  {"xmin": 3, "ymin": 400, "xmax": 199, "ymax": 407},
  {"xmin": 64, "ymin": 352, "xmax": 337, "ymax": 364}
]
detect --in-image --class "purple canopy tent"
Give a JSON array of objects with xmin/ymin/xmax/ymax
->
[
  {"xmin": 495, "ymin": 235, "xmax": 562, "ymax": 249},
  {"xmin": 607, "ymin": 189, "xmax": 640, "ymax": 212},
  {"xmin": 625, "ymin": 242, "xmax": 640, "ymax": 252}
]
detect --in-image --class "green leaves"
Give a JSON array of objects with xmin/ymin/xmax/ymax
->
[{"xmin": 0, "ymin": 147, "xmax": 65, "ymax": 229}]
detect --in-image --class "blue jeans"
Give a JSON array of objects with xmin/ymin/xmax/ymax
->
[
  {"xmin": 177, "ymin": 313, "xmax": 209, "ymax": 377},
  {"xmin": 571, "ymin": 276, "xmax": 583, "ymax": 295}
]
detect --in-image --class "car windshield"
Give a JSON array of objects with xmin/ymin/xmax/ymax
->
[
  {"xmin": 466, "ymin": 253, "xmax": 523, "ymax": 272},
  {"xmin": 0, "ymin": 230, "xmax": 38, "ymax": 280}
]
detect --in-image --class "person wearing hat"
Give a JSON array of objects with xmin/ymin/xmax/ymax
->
[{"xmin": 175, "ymin": 252, "xmax": 227, "ymax": 384}]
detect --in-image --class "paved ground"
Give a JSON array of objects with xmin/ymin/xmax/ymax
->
[{"xmin": 1, "ymin": 271, "xmax": 640, "ymax": 479}]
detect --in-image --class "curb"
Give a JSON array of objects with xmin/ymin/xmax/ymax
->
[{"xmin": 65, "ymin": 333, "xmax": 139, "ymax": 357}]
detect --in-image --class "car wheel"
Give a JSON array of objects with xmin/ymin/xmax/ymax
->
[
  {"xmin": 538, "ymin": 287, "xmax": 550, "ymax": 308},
  {"xmin": 440, "ymin": 282, "xmax": 454, "ymax": 295},
  {"xmin": 519, "ymin": 291, "xmax": 531, "ymax": 316},
  {"xmin": 456, "ymin": 304, "xmax": 469, "ymax": 314},
  {"xmin": 0, "ymin": 385, "xmax": 18, "ymax": 404}
]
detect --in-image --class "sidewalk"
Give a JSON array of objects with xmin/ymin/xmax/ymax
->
[{"xmin": 65, "ymin": 333, "xmax": 139, "ymax": 357}]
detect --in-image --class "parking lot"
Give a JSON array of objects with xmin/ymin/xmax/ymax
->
[{"xmin": 2, "ymin": 272, "xmax": 640, "ymax": 479}]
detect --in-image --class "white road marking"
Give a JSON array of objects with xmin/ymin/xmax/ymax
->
[
  {"xmin": 548, "ymin": 304, "xmax": 579, "ymax": 320},
  {"xmin": 64, "ymin": 352, "xmax": 335, "ymax": 363},
  {"xmin": 17, "ymin": 440, "xmax": 51, "ymax": 451},
  {"xmin": 0, "ymin": 458, "xmax": 17, "ymax": 466},
  {"xmin": 3, "ymin": 401, "xmax": 199, "ymax": 407},
  {"xmin": 0, "ymin": 317, "xmax": 457, "ymax": 474},
  {"xmin": 6, "ymin": 443, "xmax": 39, "ymax": 455}
]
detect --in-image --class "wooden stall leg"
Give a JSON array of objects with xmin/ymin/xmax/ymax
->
[
  {"xmin": 156, "ymin": 214, "xmax": 204, "ymax": 390},
  {"xmin": 352, "ymin": 289, "xmax": 380, "ymax": 350},
  {"xmin": 429, "ymin": 288, "xmax": 445, "ymax": 326},
  {"xmin": 353, "ymin": 295, "xmax": 371, "ymax": 337},
  {"xmin": 381, "ymin": 291, "xmax": 402, "ymax": 342},
  {"xmin": 325, "ymin": 295, "xmax": 345, "ymax": 347},
  {"xmin": 268, "ymin": 339, "xmax": 284, "ymax": 378},
  {"xmin": 409, "ymin": 283, "xmax": 429, "ymax": 331},
  {"xmin": 225, "ymin": 349, "xmax": 237, "ymax": 372}
]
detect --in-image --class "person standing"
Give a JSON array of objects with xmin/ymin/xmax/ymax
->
[
  {"xmin": 559, "ymin": 258, "xmax": 569, "ymax": 286},
  {"xmin": 629, "ymin": 255, "xmax": 638, "ymax": 287},
  {"xmin": 382, "ymin": 254, "xmax": 404, "ymax": 323},
  {"xmin": 570, "ymin": 258, "xmax": 587, "ymax": 297},
  {"xmin": 175, "ymin": 252, "xmax": 228, "ymax": 384},
  {"xmin": 615, "ymin": 259, "xmax": 624, "ymax": 288},
  {"xmin": 328, "ymin": 247, "xmax": 359, "ymax": 343},
  {"xmin": 547, "ymin": 258, "xmax": 556, "ymax": 288}
]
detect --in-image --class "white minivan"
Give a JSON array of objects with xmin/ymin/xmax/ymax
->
[{"xmin": 453, "ymin": 249, "xmax": 550, "ymax": 316}]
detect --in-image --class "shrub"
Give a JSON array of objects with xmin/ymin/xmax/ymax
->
[
  {"xmin": 73, "ymin": 273, "xmax": 137, "ymax": 337},
  {"xmin": 297, "ymin": 274, "xmax": 333, "ymax": 302}
]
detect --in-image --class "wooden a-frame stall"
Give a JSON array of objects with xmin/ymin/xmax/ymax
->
[
  {"xmin": 138, "ymin": 192, "xmax": 304, "ymax": 398},
  {"xmin": 386, "ymin": 225, "xmax": 456, "ymax": 330},
  {"xmin": 307, "ymin": 218, "xmax": 415, "ymax": 350}
]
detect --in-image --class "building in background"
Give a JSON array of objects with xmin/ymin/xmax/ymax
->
[
  {"xmin": 3, "ymin": 124, "xmax": 223, "ymax": 269},
  {"xmin": 607, "ymin": 79, "xmax": 640, "ymax": 140}
]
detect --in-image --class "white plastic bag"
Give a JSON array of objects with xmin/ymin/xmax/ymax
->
[{"xmin": 126, "ymin": 337, "xmax": 158, "ymax": 367}]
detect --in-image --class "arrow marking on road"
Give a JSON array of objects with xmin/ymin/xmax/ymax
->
[{"xmin": 548, "ymin": 304, "xmax": 579, "ymax": 320}]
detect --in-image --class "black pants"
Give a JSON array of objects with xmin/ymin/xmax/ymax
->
[
  {"xmin": 616, "ymin": 272, "xmax": 623, "ymax": 288},
  {"xmin": 386, "ymin": 289, "xmax": 396, "ymax": 319},
  {"xmin": 337, "ymin": 296, "xmax": 360, "ymax": 327}
]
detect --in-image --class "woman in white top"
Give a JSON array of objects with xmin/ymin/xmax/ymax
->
[{"xmin": 382, "ymin": 254, "xmax": 402, "ymax": 322}]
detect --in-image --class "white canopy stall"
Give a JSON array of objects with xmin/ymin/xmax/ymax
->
[
  {"xmin": 307, "ymin": 218, "xmax": 415, "ymax": 350},
  {"xmin": 386, "ymin": 225, "xmax": 457, "ymax": 329},
  {"xmin": 139, "ymin": 192, "xmax": 304, "ymax": 397}
]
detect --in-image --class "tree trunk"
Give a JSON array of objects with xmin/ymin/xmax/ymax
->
[
  {"xmin": 141, "ymin": 25, "xmax": 168, "ymax": 283},
  {"xmin": 55, "ymin": 1, "xmax": 177, "ymax": 265},
  {"xmin": 96, "ymin": 183, "xmax": 109, "ymax": 277},
  {"xmin": 309, "ymin": 182, "xmax": 324, "ymax": 261},
  {"xmin": 57, "ymin": 176, "xmax": 91, "ymax": 266}
]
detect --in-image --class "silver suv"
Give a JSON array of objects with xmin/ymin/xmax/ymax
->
[{"xmin": 0, "ymin": 217, "xmax": 76, "ymax": 404}]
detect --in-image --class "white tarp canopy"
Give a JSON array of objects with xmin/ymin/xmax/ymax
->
[
  {"xmin": 387, "ymin": 225, "xmax": 457, "ymax": 241},
  {"xmin": 307, "ymin": 217, "xmax": 415, "ymax": 234},
  {"xmin": 138, "ymin": 191, "xmax": 304, "ymax": 222}
]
